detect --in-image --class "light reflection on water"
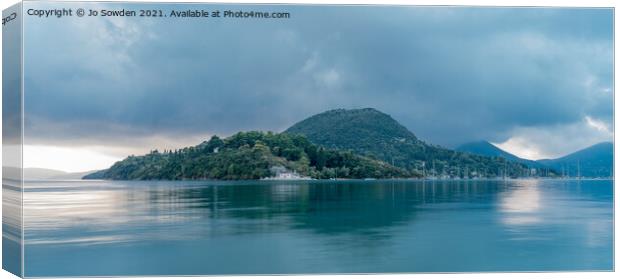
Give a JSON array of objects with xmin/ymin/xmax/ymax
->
[
  {"xmin": 500, "ymin": 179, "xmax": 542, "ymax": 225},
  {"xmin": 18, "ymin": 179, "xmax": 613, "ymax": 276}
]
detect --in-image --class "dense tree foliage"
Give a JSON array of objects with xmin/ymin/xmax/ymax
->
[
  {"xmin": 85, "ymin": 132, "xmax": 419, "ymax": 180},
  {"xmin": 85, "ymin": 108, "xmax": 559, "ymax": 181},
  {"xmin": 286, "ymin": 108, "xmax": 553, "ymax": 178}
]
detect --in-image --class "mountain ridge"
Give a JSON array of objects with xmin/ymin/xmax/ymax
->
[
  {"xmin": 24, "ymin": 168, "xmax": 101, "ymax": 180},
  {"xmin": 86, "ymin": 107, "xmax": 570, "ymax": 180},
  {"xmin": 456, "ymin": 141, "xmax": 545, "ymax": 169},
  {"xmin": 456, "ymin": 140, "xmax": 612, "ymax": 178},
  {"xmin": 537, "ymin": 142, "xmax": 612, "ymax": 177},
  {"xmin": 285, "ymin": 108, "xmax": 542, "ymax": 178}
]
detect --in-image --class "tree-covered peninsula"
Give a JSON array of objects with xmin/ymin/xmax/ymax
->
[
  {"xmin": 85, "ymin": 131, "xmax": 418, "ymax": 180},
  {"xmin": 85, "ymin": 108, "xmax": 553, "ymax": 181}
]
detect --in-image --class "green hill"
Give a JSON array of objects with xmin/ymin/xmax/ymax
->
[
  {"xmin": 85, "ymin": 108, "xmax": 559, "ymax": 181},
  {"xmin": 84, "ymin": 131, "xmax": 418, "ymax": 180},
  {"xmin": 285, "ymin": 108, "xmax": 549, "ymax": 178}
]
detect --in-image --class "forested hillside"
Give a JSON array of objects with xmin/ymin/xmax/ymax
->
[{"xmin": 85, "ymin": 131, "xmax": 418, "ymax": 180}]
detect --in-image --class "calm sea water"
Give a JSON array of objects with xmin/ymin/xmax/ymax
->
[{"xmin": 16, "ymin": 179, "xmax": 613, "ymax": 276}]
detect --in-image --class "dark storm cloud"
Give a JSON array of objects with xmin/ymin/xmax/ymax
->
[{"xmin": 23, "ymin": 3, "xmax": 613, "ymax": 150}]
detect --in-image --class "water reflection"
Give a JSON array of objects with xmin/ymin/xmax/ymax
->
[
  {"xmin": 2, "ymin": 180, "xmax": 22, "ymax": 275},
  {"xmin": 498, "ymin": 179, "xmax": 613, "ymax": 248},
  {"xmin": 24, "ymin": 180, "xmax": 512, "ymax": 245},
  {"xmin": 3, "ymin": 181, "xmax": 22, "ymax": 241},
  {"xmin": 500, "ymin": 179, "xmax": 542, "ymax": 225},
  {"xmin": 22, "ymin": 179, "xmax": 613, "ymax": 276}
]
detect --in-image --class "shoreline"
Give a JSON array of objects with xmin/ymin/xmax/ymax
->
[{"xmin": 25, "ymin": 177, "xmax": 614, "ymax": 183}]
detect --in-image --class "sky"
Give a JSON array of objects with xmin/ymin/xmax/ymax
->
[{"xmin": 22, "ymin": 3, "xmax": 613, "ymax": 172}]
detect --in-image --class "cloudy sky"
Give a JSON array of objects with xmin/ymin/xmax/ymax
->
[{"xmin": 22, "ymin": 3, "xmax": 613, "ymax": 172}]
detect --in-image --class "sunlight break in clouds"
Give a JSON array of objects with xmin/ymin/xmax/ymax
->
[
  {"xmin": 24, "ymin": 145, "xmax": 122, "ymax": 173},
  {"xmin": 494, "ymin": 116, "xmax": 613, "ymax": 160},
  {"xmin": 494, "ymin": 138, "xmax": 548, "ymax": 160}
]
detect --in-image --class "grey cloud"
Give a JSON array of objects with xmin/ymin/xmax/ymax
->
[{"xmin": 22, "ymin": 3, "xmax": 613, "ymax": 155}]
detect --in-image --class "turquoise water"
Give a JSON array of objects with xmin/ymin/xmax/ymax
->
[{"xmin": 19, "ymin": 179, "xmax": 612, "ymax": 276}]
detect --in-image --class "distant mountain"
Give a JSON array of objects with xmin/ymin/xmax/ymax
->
[
  {"xmin": 84, "ymin": 131, "xmax": 417, "ymax": 180},
  {"xmin": 53, "ymin": 170, "xmax": 102, "ymax": 180},
  {"xmin": 456, "ymin": 141, "xmax": 545, "ymax": 168},
  {"xmin": 537, "ymin": 142, "xmax": 613, "ymax": 178},
  {"xmin": 285, "ymin": 108, "xmax": 541, "ymax": 178},
  {"xmin": 24, "ymin": 168, "xmax": 100, "ymax": 180}
]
